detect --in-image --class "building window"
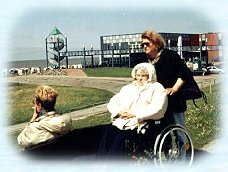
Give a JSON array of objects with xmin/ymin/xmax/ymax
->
[
  {"xmin": 113, "ymin": 43, "xmax": 119, "ymax": 50},
  {"xmin": 121, "ymin": 42, "xmax": 129, "ymax": 49}
]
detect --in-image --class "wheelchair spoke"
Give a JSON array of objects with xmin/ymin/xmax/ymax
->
[{"xmin": 156, "ymin": 126, "xmax": 194, "ymax": 167}]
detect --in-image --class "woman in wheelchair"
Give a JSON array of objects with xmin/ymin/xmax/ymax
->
[{"xmin": 97, "ymin": 63, "xmax": 168, "ymax": 160}]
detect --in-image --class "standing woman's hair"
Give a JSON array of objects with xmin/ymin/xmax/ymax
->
[{"xmin": 141, "ymin": 30, "xmax": 166, "ymax": 51}]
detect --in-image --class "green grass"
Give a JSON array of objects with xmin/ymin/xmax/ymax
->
[
  {"xmin": 185, "ymin": 84, "xmax": 221, "ymax": 149},
  {"xmin": 72, "ymin": 82, "xmax": 221, "ymax": 150},
  {"xmin": 70, "ymin": 83, "xmax": 221, "ymax": 150},
  {"xmin": 83, "ymin": 67, "xmax": 132, "ymax": 77},
  {"xmin": 8, "ymin": 83, "xmax": 114, "ymax": 125},
  {"xmin": 9, "ymin": 82, "xmax": 221, "ymax": 150},
  {"xmin": 72, "ymin": 83, "xmax": 221, "ymax": 150},
  {"xmin": 72, "ymin": 112, "xmax": 111, "ymax": 129}
]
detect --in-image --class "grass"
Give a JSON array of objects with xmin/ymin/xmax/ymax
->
[
  {"xmin": 9, "ymin": 81, "xmax": 221, "ymax": 150},
  {"xmin": 185, "ymin": 84, "xmax": 221, "ymax": 149},
  {"xmin": 83, "ymin": 67, "xmax": 132, "ymax": 77},
  {"xmin": 71, "ymin": 112, "xmax": 111, "ymax": 129},
  {"xmin": 8, "ymin": 83, "xmax": 114, "ymax": 125},
  {"xmin": 82, "ymin": 67, "xmax": 221, "ymax": 149},
  {"xmin": 70, "ymin": 82, "xmax": 221, "ymax": 150},
  {"xmin": 70, "ymin": 83, "xmax": 221, "ymax": 150}
]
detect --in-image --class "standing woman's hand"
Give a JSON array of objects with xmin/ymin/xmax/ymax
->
[
  {"xmin": 166, "ymin": 87, "xmax": 178, "ymax": 95},
  {"xmin": 166, "ymin": 78, "xmax": 185, "ymax": 95}
]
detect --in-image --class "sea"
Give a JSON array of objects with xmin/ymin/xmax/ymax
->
[{"xmin": 7, "ymin": 57, "xmax": 100, "ymax": 69}]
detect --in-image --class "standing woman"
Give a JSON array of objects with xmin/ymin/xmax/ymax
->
[{"xmin": 141, "ymin": 30, "xmax": 189, "ymax": 142}]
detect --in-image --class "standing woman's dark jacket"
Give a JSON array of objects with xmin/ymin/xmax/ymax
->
[{"xmin": 154, "ymin": 49, "xmax": 189, "ymax": 113}]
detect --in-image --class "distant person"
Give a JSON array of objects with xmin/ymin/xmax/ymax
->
[
  {"xmin": 97, "ymin": 63, "xmax": 168, "ymax": 158},
  {"xmin": 17, "ymin": 85, "xmax": 72, "ymax": 148},
  {"xmin": 141, "ymin": 30, "xmax": 190, "ymax": 156}
]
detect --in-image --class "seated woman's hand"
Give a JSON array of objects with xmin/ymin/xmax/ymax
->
[{"xmin": 118, "ymin": 111, "xmax": 136, "ymax": 119}]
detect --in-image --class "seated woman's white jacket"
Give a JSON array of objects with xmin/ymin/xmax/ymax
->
[{"xmin": 107, "ymin": 81, "xmax": 168, "ymax": 133}]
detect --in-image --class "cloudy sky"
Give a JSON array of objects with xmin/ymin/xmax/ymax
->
[
  {"xmin": 1, "ymin": 0, "xmax": 224, "ymax": 61},
  {"xmin": 1, "ymin": 0, "xmax": 228, "ymax": 171}
]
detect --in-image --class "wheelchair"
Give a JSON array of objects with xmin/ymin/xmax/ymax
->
[{"xmin": 125, "ymin": 119, "xmax": 194, "ymax": 167}]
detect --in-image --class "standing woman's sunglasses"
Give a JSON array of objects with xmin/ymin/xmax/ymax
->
[{"xmin": 140, "ymin": 42, "xmax": 151, "ymax": 48}]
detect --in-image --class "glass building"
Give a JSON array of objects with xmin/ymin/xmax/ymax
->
[{"xmin": 100, "ymin": 32, "xmax": 221, "ymax": 67}]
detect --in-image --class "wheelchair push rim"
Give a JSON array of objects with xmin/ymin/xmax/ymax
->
[{"xmin": 154, "ymin": 125, "xmax": 194, "ymax": 167}]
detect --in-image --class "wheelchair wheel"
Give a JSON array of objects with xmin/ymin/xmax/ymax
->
[{"xmin": 154, "ymin": 125, "xmax": 194, "ymax": 167}]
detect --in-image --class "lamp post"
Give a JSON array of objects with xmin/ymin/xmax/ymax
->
[
  {"xmin": 218, "ymin": 33, "xmax": 222, "ymax": 60},
  {"xmin": 199, "ymin": 37, "xmax": 202, "ymax": 62},
  {"xmin": 199, "ymin": 34, "xmax": 208, "ymax": 66},
  {"xmin": 45, "ymin": 37, "xmax": 48, "ymax": 68},
  {"xmin": 205, "ymin": 37, "xmax": 208, "ymax": 65},
  {"xmin": 168, "ymin": 39, "xmax": 171, "ymax": 50},
  {"xmin": 65, "ymin": 35, "xmax": 68, "ymax": 69},
  {"xmin": 83, "ymin": 45, "xmax": 86, "ymax": 70},
  {"xmin": 119, "ymin": 42, "xmax": 122, "ymax": 67},
  {"xmin": 91, "ymin": 44, "xmax": 94, "ymax": 68},
  {"xmin": 111, "ymin": 43, "xmax": 114, "ymax": 67},
  {"xmin": 177, "ymin": 36, "xmax": 183, "ymax": 59},
  {"xmin": 128, "ymin": 43, "xmax": 131, "ymax": 68}
]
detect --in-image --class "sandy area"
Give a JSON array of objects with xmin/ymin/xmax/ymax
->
[{"xmin": 7, "ymin": 74, "xmax": 133, "ymax": 94}]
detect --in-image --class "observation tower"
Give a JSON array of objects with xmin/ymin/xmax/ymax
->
[{"xmin": 45, "ymin": 27, "xmax": 68, "ymax": 68}]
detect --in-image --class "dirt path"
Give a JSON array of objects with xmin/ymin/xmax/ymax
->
[
  {"xmin": 8, "ymin": 75, "xmax": 133, "ymax": 93},
  {"xmin": 7, "ymin": 73, "xmax": 221, "ymax": 93}
]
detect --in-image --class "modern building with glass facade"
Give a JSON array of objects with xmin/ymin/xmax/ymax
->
[{"xmin": 100, "ymin": 32, "xmax": 222, "ymax": 67}]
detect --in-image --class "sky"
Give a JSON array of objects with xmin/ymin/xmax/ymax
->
[
  {"xmin": 1, "ymin": 0, "xmax": 228, "ymax": 171},
  {"xmin": 2, "ymin": 0, "xmax": 222, "ymax": 62}
]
